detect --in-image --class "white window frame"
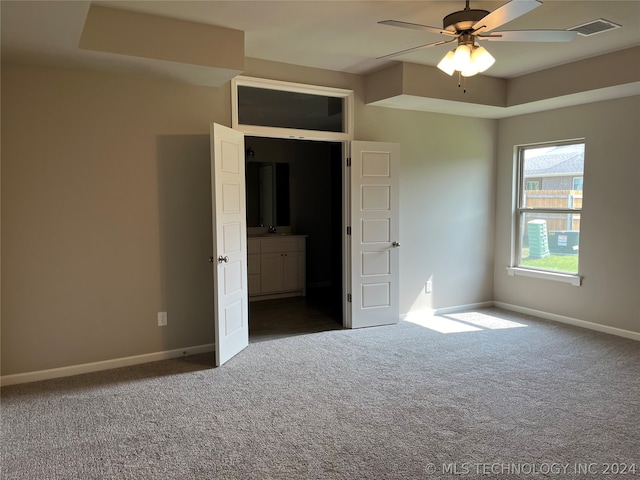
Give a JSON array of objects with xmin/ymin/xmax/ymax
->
[
  {"xmin": 507, "ymin": 139, "xmax": 585, "ymax": 286},
  {"xmin": 231, "ymin": 76, "xmax": 354, "ymax": 142}
]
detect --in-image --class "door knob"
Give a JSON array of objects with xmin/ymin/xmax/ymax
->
[
  {"xmin": 218, "ymin": 255, "xmax": 229, "ymax": 264},
  {"xmin": 392, "ymin": 241, "xmax": 401, "ymax": 247},
  {"xmin": 208, "ymin": 256, "xmax": 214, "ymax": 263}
]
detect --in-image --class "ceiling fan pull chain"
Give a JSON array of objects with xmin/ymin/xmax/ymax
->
[{"xmin": 457, "ymin": 71, "xmax": 468, "ymax": 94}]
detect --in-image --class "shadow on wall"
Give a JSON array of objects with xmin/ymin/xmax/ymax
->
[{"xmin": 156, "ymin": 135, "xmax": 214, "ymax": 350}]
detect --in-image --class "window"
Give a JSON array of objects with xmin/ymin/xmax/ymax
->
[
  {"xmin": 231, "ymin": 76, "xmax": 354, "ymax": 141},
  {"xmin": 511, "ymin": 141, "xmax": 585, "ymax": 283},
  {"xmin": 237, "ymin": 86, "xmax": 344, "ymax": 132},
  {"xmin": 572, "ymin": 177, "xmax": 584, "ymax": 190}
]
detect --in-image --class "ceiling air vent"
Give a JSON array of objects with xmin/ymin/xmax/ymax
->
[{"xmin": 567, "ymin": 18, "xmax": 621, "ymax": 37}]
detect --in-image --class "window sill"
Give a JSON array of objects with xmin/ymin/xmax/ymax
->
[{"xmin": 506, "ymin": 267, "xmax": 582, "ymax": 286}]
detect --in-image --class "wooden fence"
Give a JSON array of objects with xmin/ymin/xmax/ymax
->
[{"xmin": 524, "ymin": 190, "xmax": 582, "ymax": 232}]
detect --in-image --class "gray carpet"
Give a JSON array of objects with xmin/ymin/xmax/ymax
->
[{"xmin": 2, "ymin": 308, "xmax": 639, "ymax": 479}]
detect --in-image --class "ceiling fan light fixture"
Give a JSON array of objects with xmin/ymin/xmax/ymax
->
[
  {"xmin": 381, "ymin": 0, "xmax": 578, "ymax": 83},
  {"xmin": 452, "ymin": 44, "xmax": 472, "ymax": 70},
  {"xmin": 437, "ymin": 50, "xmax": 457, "ymax": 76},
  {"xmin": 471, "ymin": 45, "xmax": 495, "ymax": 73},
  {"xmin": 461, "ymin": 64, "xmax": 479, "ymax": 77},
  {"xmin": 437, "ymin": 41, "xmax": 495, "ymax": 78}
]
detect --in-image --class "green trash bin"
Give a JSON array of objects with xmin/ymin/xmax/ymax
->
[
  {"xmin": 548, "ymin": 230, "xmax": 580, "ymax": 255},
  {"xmin": 527, "ymin": 219, "xmax": 550, "ymax": 259}
]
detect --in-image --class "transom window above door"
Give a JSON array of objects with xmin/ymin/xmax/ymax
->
[{"xmin": 231, "ymin": 76, "xmax": 354, "ymax": 141}]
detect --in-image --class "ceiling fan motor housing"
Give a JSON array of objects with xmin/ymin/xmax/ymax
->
[{"xmin": 443, "ymin": 9, "xmax": 490, "ymax": 32}]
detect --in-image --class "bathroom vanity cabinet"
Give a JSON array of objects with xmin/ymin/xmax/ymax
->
[{"xmin": 247, "ymin": 235, "xmax": 306, "ymax": 300}]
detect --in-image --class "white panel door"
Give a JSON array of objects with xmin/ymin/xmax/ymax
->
[
  {"xmin": 211, "ymin": 123, "xmax": 248, "ymax": 366},
  {"xmin": 350, "ymin": 141, "xmax": 400, "ymax": 328}
]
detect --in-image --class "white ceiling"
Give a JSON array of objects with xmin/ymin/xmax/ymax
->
[{"xmin": 2, "ymin": 0, "xmax": 639, "ymax": 81}]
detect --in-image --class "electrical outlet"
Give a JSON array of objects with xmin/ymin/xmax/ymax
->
[
  {"xmin": 158, "ymin": 311, "xmax": 167, "ymax": 327},
  {"xmin": 425, "ymin": 281, "xmax": 433, "ymax": 293}
]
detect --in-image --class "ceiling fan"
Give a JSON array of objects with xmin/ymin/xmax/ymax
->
[{"xmin": 378, "ymin": 0, "xmax": 577, "ymax": 77}]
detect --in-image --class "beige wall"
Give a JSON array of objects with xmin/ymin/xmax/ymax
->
[
  {"xmin": 1, "ymin": 60, "xmax": 496, "ymax": 376},
  {"xmin": 3, "ymin": 59, "xmax": 636, "ymax": 380},
  {"xmin": 494, "ymin": 97, "xmax": 640, "ymax": 333},
  {"xmin": 1, "ymin": 64, "xmax": 228, "ymax": 375},
  {"xmin": 357, "ymin": 107, "xmax": 497, "ymax": 313}
]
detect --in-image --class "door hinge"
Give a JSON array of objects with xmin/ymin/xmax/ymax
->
[
  {"xmin": 347, "ymin": 293, "xmax": 352, "ymax": 303},
  {"xmin": 347, "ymin": 226, "xmax": 351, "ymax": 235},
  {"xmin": 346, "ymin": 157, "xmax": 351, "ymax": 167}
]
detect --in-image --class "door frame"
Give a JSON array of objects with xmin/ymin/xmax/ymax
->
[
  {"xmin": 342, "ymin": 141, "xmax": 353, "ymax": 328},
  {"xmin": 232, "ymin": 76, "xmax": 356, "ymax": 327},
  {"xmin": 228, "ymin": 76, "xmax": 399, "ymax": 330},
  {"xmin": 244, "ymin": 134, "xmax": 352, "ymax": 327}
]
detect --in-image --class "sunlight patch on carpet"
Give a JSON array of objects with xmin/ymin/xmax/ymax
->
[
  {"xmin": 405, "ymin": 315, "xmax": 482, "ymax": 333},
  {"xmin": 405, "ymin": 311, "xmax": 528, "ymax": 333},
  {"xmin": 444, "ymin": 311, "xmax": 528, "ymax": 330}
]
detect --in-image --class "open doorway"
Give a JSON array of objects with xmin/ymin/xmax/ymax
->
[{"xmin": 244, "ymin": 136, "xmax": 344, "ymax": 342}]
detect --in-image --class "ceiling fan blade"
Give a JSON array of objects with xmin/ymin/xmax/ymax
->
[
  {"xmin": 480, "ymin": 30, "xmax": 578, "ymax": 42},
  {"xmin": 472, "ymin": 0, "xmax": 542, "ymax": 34},
  {"xmin": 376, "ymin": 38, "xmax": 457, "ymax": 60},
  {"xmin": 378, "ymin": 20, "xmax": 457, "ymax": 37}
]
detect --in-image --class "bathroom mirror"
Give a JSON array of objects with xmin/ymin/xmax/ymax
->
[{"xmin": 246, "ymin": 161, "xmax": 290, "ymax": 227}]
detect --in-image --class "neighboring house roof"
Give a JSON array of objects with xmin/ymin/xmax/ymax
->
[{"xmin": 524, "ymin": 144, "xmax": 585, "ymax": 177}]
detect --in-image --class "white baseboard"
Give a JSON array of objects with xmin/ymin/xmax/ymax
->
[
  {"xmin": 0, "ymin": 343, "xmax": 216, "ymax": 387},
  {"xmin": 432, "ymin": 301, "xmax": 495, "ymax": 316},
  {"xmin": 494, "ymin": 302, "xmax": 640, "ymax": 341}
]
